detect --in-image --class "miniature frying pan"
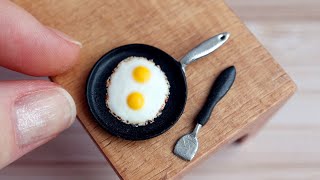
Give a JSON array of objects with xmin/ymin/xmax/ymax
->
[{"xmin": 86, "ymin": 32, "xmax": 230, "ymax": 140}]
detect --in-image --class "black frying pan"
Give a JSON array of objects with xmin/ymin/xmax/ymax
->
[{"xmin": 86, "ymin": 32, "xmax": 230, "ymax": 140}]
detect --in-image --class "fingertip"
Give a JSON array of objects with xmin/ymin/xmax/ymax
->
[
  {"xmin": 47, "ymin": 26, "xmax": 83, "ymax": 48},
  {"xmin": 42, "ymin": 26, "xmax": 82, "ymax": 76},
  {"xmin": 0, "ymin": 0, "xmax": 81, "ymax": 76},
  {"xmin": 17, "ymin": 26, "xmax": 82, "ymax": 76}
]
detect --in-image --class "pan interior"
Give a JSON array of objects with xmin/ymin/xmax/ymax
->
[{"xmin": 86, "ymin": 44, "xmax": 187, "ymax": 140}]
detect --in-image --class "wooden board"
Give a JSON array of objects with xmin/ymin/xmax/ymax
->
[{"xmin": 13, "ymin": 0, "xmax": 296, "ymax": 179}]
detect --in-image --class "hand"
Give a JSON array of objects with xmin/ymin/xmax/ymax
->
[{"xmin": 0, "ymin": 0, "xmax": 81, "ymax": 168}]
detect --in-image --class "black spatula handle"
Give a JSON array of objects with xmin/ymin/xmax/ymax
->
[{"xmin": 196, "ymin": 66, "xmax": 236, "ymax": 126}]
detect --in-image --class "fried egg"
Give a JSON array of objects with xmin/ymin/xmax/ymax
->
[{"xmin": 106, "ymin": 56, "xmax": 170, "ymax": 126}]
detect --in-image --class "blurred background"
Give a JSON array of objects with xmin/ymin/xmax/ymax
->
[{"xmin": 1, "ymin": 0, "xmax": 319, "ymax": 179}]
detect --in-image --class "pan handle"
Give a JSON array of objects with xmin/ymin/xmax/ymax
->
[
  {"xmin": 180, "ymin": 32, "xmax": 230, "ymax": 72},
  {"xmin": 196, "ymin": 66, "xmax": 236, "ymax": 126}
]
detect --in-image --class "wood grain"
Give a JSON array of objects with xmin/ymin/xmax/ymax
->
[{"xmin": 0, "ymin": 0, "xmax": 302, "ymax": 179}]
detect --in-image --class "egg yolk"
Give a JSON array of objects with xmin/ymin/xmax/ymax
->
[
  {"xmin": 132, "ymin": 66, "xmax": 151, "ymax": 83},
  {"xmin": 127, "ymin": 92, "xmax": 144, "ymax": 110}
]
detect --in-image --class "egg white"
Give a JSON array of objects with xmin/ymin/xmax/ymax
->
[{"xmin": 106, "ymin": 56, "xmax": 170, "ymax": 126}]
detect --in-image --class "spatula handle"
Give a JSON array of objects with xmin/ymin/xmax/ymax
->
[{"xmin": 196, "ymin": 66, "xmax": 236, "ymax": 126}]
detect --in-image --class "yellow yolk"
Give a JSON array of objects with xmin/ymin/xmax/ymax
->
[
  {"xmin": 132, "ymin": 66, "xmax": 151, "ymax": 83},
  {"xmin": 127, "ymin": 92, "xmax": 144, "ymax": 110}
]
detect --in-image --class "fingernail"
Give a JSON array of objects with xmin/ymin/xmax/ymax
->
[
  {"xmin": 14, "ymin": 87, "xmax": 76, "ymax": 147},
  {"xmin": 47, "ymin": 26, "xmax": 82, "ymax": 48}
]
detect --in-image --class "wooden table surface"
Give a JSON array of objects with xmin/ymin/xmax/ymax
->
[{"xmin": 1, "ymin": 0, "xmax": 319, "ymax": 179}]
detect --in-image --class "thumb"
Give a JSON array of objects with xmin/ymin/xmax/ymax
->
[{"xmin": 0, "ymin": 81, "xmax": 76, "ymax": 169}]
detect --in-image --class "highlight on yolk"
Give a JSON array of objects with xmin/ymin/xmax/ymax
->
[
  {"xmin": 127, "ymin": 92, "xmax": 144, "ymax": 110},
  {"xmin": 132, "ymin": 66, "xmax": 151, "ymax": 83}
]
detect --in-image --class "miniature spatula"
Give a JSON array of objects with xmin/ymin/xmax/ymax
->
[{"xmin": 174, "ymin": 66, "xmax": 236, "ymax": 161}]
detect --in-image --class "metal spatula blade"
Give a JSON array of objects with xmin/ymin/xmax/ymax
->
[
  {"xmin": 174, "ymin": 66, "xmax": 236, "ymax": 161},
  {"xmin": 174, "ymin": 124, "xmax": 201, "ymax": 161},
  {"xmin": 174, "ymin": 134, "xmax": 198, "ymax": 161}
]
